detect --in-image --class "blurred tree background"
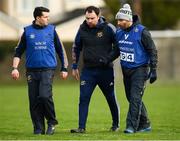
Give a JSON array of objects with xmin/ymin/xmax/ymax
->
[
  {"xmin": 103, "ymin": 0, "xmax": 180, "ymax": 30},
  {"xmin": 1, "ymin": 0, "xmax": 180, "ymax": 84}
]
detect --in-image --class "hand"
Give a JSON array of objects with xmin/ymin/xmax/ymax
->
[
  {"xmin": 148, "ymin": 69, "xmax": 157, "ymax": 84},
  {"xmin": 72, "ymin": 69, "xmax": 79, "ymax": 80},
  {"xmin": 60, "ymin": 71, "xmax": 68, "ymax": 80},
  {"xmin": 99, "ymin": 56, "xmax": 109, "ymax": 66},
  {"xmin": 11, "ymin": 69, "xmax": 19, "ymax": 80}
]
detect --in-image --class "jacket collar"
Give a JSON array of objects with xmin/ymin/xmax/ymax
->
[
  {"xmin": 81, "ymin": 16, "xmax": 107, "ymax": 30},
  {"xmin": 123, "ymin": 15, "xmax": 140, "ymax": 32},
  {"xmin": 32, "ymin": 20, "xmax": 47, "ymax": 29}
]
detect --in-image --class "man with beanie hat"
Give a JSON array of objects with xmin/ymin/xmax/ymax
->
[
  {"xmin": 116, "ymin": 4, "xmax": 133, "ymax": 22},
  {"xmin": 109, "ymin": 3, "xmax": 158, "ymax": 133}
]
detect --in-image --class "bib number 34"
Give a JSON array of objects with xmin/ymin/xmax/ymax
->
[{"xmin": 120, "ymin": 51, "xmax": 134, "ymax": 62}]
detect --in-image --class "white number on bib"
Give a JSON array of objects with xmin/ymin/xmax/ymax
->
[{"xmin": 120, "ymin": 52, "xmax": 134, "ymax": 62}]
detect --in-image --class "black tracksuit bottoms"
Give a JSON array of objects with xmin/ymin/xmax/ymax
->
[
  {"xmin": 26, "ymin": 69, "xmax": 58, "ymax": 131},
  {"xmin": 122, "ymin": 66, "xmax": 150, "ymax": 131}
]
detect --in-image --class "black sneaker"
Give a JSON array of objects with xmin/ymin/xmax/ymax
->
[
  {"xmin": 34, "ymin": 129, "xmax": 45, "ymax": 135},
  {"xmin": 46, "ymin": 124, "xmax": 55, "ymax": 135},
  {"xmin": 70, "ymin": 128, "xmax": 85, "ymax": 133},
  {"xmin": 110, "ymin": 126, "xmax": 119, "ymax": 132}
]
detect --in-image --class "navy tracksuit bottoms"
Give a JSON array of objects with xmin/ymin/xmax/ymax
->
[{"xmin": 78, "ymin": 67, "xmax": 119, "ymax": 129}]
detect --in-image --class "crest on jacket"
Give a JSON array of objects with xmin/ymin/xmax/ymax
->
[
  {"xmin": 134, "ymin": 27, "xmax": 139, "ymax": 32},
  {"xmin": 97, "ymin": 31, "xmax": 103, "ymax": 38}
]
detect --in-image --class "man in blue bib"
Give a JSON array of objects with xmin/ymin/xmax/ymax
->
[
  {"xmin": 11, "ymin": 7, "xmax": 68, "ymax": 135},
  {"xmin": 114, "ymin": 4, "xmax": 158, "ymax": 133}
]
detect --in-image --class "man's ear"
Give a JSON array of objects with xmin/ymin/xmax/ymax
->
[
  {"xmin": 97, "ymin": 16, "xmax": 100, "ymax": 20},
  {"xmin": 36, "ymin": 16, "xmax": 40, "ymax": 21}
]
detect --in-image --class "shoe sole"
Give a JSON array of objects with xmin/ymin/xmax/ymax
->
[
  {"xmin": 137, "ymin": 127, "xmax": 151, "ymax": 132},
  {"xmin": 124, "ymin": 129, "xmax": 134, "ymax": 134},
  {"xmin": 70, "ymin": 129, "xmax": 85, "ymax": 133},
  {"xmin": 110, "ymin": 129, "xmax": 119, "ymax": 132}
]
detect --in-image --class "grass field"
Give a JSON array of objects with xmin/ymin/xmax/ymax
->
[{"xmin": 0, "ymin": 81, "xmax": 180, "ymax": 140}]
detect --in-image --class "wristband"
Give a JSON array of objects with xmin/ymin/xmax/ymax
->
[
  {"xmin": 12, "ymin": 67, "xmax": 18, "ymax": 70},
  {"xmin": 61, "ymin": 67, "xmax": 68, "ymax": 72},
  {"xmin": 71, "ymin": 64, "xmax": 78, "ymax": 69}
]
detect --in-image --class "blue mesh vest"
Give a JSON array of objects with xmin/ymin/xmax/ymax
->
[
  {"xmin": 25, "ymin": 24, "xmax": 57, "ymax": 68},
  {"xmin": 116, "ymin": 24, "xmax": 149, "ymax": 68}
]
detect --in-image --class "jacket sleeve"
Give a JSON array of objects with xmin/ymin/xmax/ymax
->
[
  {"xmin": 141, "ymin": 28, "xmax": 158, "ymax": 69},
  {"xmin": 72, "ymin": 29, "xmax": 82, "ymax": 69},
  {"xmin": 54, "ymin": 30, "xmax": 68, "ymax": 71},
  {"xmin": 106, "ymin": 24, "xmax": 120, "ymax": 62},
  {"xmin": 14, "ymin": 31, "xmax": 26, "ymax": 58}
]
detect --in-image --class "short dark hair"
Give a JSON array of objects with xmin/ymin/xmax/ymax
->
[
  {"xmin": 85, "ymin": 6, "xmax": 100, "ymax": 16},
  {"xmin": 33, "ymin": 6, "xmax": 50, "ymax": 19}
]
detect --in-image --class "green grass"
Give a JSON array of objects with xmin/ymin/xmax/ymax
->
[{"xmin": 0, "ymin": 82, "xmax": 180, "ymax": 140}]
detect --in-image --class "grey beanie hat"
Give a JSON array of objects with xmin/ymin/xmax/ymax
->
[{"xmin": 115, "ymin": 4, "xmax": 132, "ymax": 21}]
